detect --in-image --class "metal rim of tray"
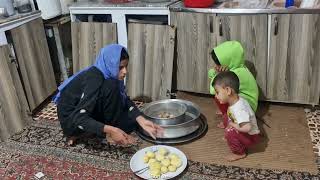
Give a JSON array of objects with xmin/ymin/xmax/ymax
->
[
  {"xmin": 137, "ymin": 115, "xmax": 208, "ymax": 145},
  {"xmin": 143, "ymin": 100, "xmax": 187, "ymax": 120}
]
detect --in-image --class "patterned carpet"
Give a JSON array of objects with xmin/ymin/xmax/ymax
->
[{"xmin": 0, "ymin": 102, "xmax": 320, "ymax": 179}]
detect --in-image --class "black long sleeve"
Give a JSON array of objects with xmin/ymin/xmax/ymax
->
[
  {"xmin": 126, "ymin": 97, "xmax": 143, "ymax": 120},
  {"xmin": 58, "ymin": 67, "xmax": 106, "ymax": 137}
]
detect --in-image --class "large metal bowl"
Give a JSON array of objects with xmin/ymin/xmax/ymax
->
[
  {"xmin": 141, "ymin": 99, "xmax": 201, "ymax": 139},
  {"xmin": 143, "ymin": 99, "xmax": 187, "ymax": 125}
]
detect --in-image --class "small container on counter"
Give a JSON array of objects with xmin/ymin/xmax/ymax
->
[
  {"xmin": 0, "ymin": 0, "xmax": 15, "ymax": 16},
  {"xmin": 16, "ymin": 0, "xmax": 32, "ymax": 13},
  {"xmin": 285, "ymin": 0, "xmax": 295, "ymax": 7}
]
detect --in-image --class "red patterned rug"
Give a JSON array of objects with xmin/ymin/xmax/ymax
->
[
  {"xmin": 0, "ymin": 146, "xmax": 135, "ymax": 179},
  {"xmin": 1, "ymin": 101, "xmax": 320, "ymax": 179}
]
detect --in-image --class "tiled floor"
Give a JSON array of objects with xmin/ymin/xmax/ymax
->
[{"xmin": 32, "ymin": 102, "xmax": 58, "ymax": 121}]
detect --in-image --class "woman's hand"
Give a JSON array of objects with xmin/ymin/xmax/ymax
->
[
  {"xmin": 136, "ymin": 116, "xmax": 164, "ymax": 139},
  {"xmin": 104, "ymin": 125, "xmax": 136, "ymax": 145}
]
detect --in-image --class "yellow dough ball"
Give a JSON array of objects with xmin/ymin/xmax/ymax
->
[
  {"xmin": 143, "ymin": 155, "xmax": 149, "ymax": 163},
  {"xmin": 160, "ymin": 166, "xmax": 168, "ymax": 174},
  {"xmin": 148, "ymin": 158, "xmax": 157, "ymax": 166},
  {"xmin": 150, "ymin": 168, "xmax": 161, "ymax": 179},
  {"xmin": 155, "ymin": 153, "xmax": 165, "ymax": 161},
  {"xmin": 146, "ymin": 151, "xmax": 155, "ymax": 158},
  {"xmin": 149, "ymin": 161, "xmax": 161, "ymax": 170},
  {"xmin": 168, "ymin": 165, "xmax": 177, "ymax": 172},
  {"xmin": 161, "ymin": 159, "xmax": 171, "ymax": 167},
  {"xmin": 168, "ymin": 153, "xmax": 179, "ymax": 160},
  {"xmin": 171, "ymin": 158, "xmax": 182, "ymax": 168},
  {"xmin": 158, "ymin": 147, "xmax": 168, "ymax": 156}
]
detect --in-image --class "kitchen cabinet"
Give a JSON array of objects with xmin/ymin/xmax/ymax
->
[
  {"xmin": 171, "ymin": 12, "xmax": 268, "ymax": 97},
  {"xmin": 267, "ymin": 14, "xmax": 320, "ymax": 105},
  {"xmin": 10, "ymin": 18, "xmax": 57, "ymax": 111},
  {"xmin": 71, "ymin": 22, "xmax": 117, "ymax": 73},
  {"xmin": 127, "ymin": 23, "xmax": 176, "ymax": 101},
  {"xmin": 0, "ymin": 45, "xmax": 31, "ymax": 141},
  {"xmin": 171, "ymin": 12, "xmax": 217, "ymax": 94},
  {"xmin": 216, "ymin": 14, "xmax": 268, "ymax": 99}
]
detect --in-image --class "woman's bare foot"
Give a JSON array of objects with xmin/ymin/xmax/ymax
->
[
  {"xmin": 67, "ymin": 136, "xmax": 78, "ymax": 146},
  {"xmin": 225, "ymin": 153, "xmax": 246, "ymax": 162},
  {"xmin": 217, "ymin": 122, "xmax": 225, "ymax": 129}
]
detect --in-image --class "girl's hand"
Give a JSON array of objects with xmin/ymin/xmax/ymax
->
[
  {"xmin": 214, "ymin": 65, "xmax": 229, "ymax": 72},
  {"xmin": 136, "ymin": 116, "xmax": 164, "ymax": 139}
]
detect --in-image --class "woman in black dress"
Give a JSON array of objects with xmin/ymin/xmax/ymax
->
[{"xmin": 54, "ymin": 44, "xmax": 163, "ymax": 145}]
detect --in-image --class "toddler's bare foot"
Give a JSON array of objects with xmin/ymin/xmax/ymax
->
[
  {"xmin": 225, "ymin": 153, "xmax": 246, "ymax": 162},
  {"xmin": 217, "ymin": 122, "xmax": 225, "ymax": 129},
  {"xmin": 67, "ymin": 136, "xmax": 78, "ymax": 146}
]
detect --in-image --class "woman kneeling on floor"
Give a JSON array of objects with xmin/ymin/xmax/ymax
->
[{"xmin": 54, "ymin": 44, "xmax": 163, "ymax": 146}]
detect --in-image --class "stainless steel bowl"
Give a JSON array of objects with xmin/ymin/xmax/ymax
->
[
  {"xmin": 141, "ymin": 99, "xmax": 201, "ymax": 138},
  {"xmin": 143, "ymin": 99, "xmax": 187, "ymax": 125}
]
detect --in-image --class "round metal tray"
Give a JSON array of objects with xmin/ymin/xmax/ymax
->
[{"xmin": 137, "ymin": 115, "xmax": 208, "ymax": 145}]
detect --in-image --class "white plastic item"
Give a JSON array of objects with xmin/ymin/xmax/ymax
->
[
  {"xmin": 60, "ymin": 0, "xmax": 73, "ymax": 14},
  {"xmin": 0, "ymin": 0, "xmax": 15, "ymax": 16},
  {"xmin": 35, "ymin": 0, "xmax": 62, "ymax": 20},
  {"xmin": 300, "ymin": 0, "xmax": 318, "ymax": 8}
]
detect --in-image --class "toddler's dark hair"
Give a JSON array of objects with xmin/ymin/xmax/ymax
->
[{"xmin": 212, "ymin": 71, "xmax": 240, "ymax": 94}]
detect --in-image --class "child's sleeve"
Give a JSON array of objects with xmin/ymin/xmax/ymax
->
[
  {"xmin": 208, "ymin": 69, "xmax": 217, "ymax": 95},
  {"xmin": 234, "ymin": 110, "xmax": 250, "ymax": 124}
]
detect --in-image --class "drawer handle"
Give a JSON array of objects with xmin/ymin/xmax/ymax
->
[
  {"xmin": 209, "ymin": 16, "xmax": 213, "ymax": 33},
  {"xmin": 219, "ymin": 19, "xmax": 223, "ymax": 36},
  {"xmin": 274, "ymin": 17, "xmax": 279, "ymax": 36}
]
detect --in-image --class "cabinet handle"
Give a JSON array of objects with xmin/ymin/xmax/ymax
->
[
  {"xmin": 219, "ymin": 19, "xmax": 223, "ymax": 36},
  {"xmin": 274, "ymin": 17, "xmax": 279, "ymax": 36},
  {"xmin": 209, "ymin": 16, "xmax": 213, "ymax": 33}
]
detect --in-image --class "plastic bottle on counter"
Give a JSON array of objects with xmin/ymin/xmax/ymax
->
[
  {"xmin": 285, "ymin": 0, "xmax": 294, "ymax": 7},
  {"xmin": 35, "ymin": 0, "xmax": 62, "ymax": 20},
  {"xmin": 300, "ymin": 0, "xmax": 317, "ymax": 8}
]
